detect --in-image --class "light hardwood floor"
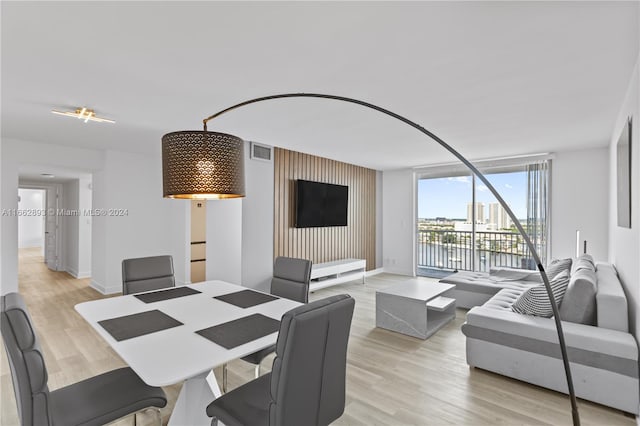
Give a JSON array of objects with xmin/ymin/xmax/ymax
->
[{"xmin": 1, "ymin": 248, "xmax": 635, "ymax": 425}]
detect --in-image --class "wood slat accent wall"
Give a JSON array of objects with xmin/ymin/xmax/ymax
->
[{"xmin": 274, "ymin": 148, "xmax": 376, "ymax": 270}]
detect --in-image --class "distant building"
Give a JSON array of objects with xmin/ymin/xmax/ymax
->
[
  {"xmin": 488, "ymin": 202, "xmax": 512, "ymax": 230},
  {"xmin": 466, "ymin": 202, "xmax": 485, "ymax": 223},
  {"xmin": 454, "ymin": 222, "xmax": 491, "ymax": 232}
]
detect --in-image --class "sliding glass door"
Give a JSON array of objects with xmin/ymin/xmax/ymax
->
[
  {"xmin": 417, "ymin": 164, "xmax": 547, "ymax": 277},
  {"xmin": 417, "ymin": 175, "xmax": 473, "ymax": 277}
]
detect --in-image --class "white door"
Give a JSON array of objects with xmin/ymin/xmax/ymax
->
[{"xmin": 44, "ymin": 186, "xmax": 60, "ymax": 270}]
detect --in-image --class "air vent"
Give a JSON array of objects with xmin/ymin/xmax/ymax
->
[{"xmin": 250, "ymin": 142, "xmax": 272, "ymax": 162}]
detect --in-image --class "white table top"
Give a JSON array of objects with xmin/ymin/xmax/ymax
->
[
  {"xmin": 376, "ymin": 279, "xmax": 455, "ymax": 302},
  {"xmin": 75, "ymin": 281, "xmax": 301, "ymax": 387}
]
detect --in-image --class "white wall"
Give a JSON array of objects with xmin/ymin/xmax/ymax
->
[
  {"xmin": 91, "ymin": 150, "xmax": 190, "ymax": 294},
  {"xmin": 1, "ymin": 139, "xmax": 189, "ymax": 295},
  {"xmin": 77, "ymin": 177, "xmax": 92, "ymax": 278},
  {"xmin": 60, "ymin": 178, "xmax": 92, "ymax": 278},
  {"xmin": 609, "ymin": 54, "xmax": 640, "ymax": 337},
  {"xmin": 62, "ymin": 180, "xmax": 79, "ymax": 274},
  {"xmin": 241, "ymin": 143, "xmax": 274, "ymax": 291},
  {"xmin": 0, "ymin": 140, "xmax": 3, "ymax": 285},
  {"xmin": 382, "ymin": 168, "xmax": 416, "ymax": 275},
  {"xmin": 206, "ymin": 198, "xmax": 242, "ymax": 285},
  {"xmin": 17, "ymin": 188, "xmax": 45, "ymax": 248},
  {"xmin": 551, "ymin": 148, "xmax": 609, "ymax": 261}
]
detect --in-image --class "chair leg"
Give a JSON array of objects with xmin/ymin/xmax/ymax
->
[
  {"xmin": 134, "ymin": 407, "xmax": 162, "ymax": 426},
  {"xmin": 222, "ymin": 363, "xmax": 228, "ymax": 393},
  {"xmin": 254, "ymin": 363, "xmax": 261, "ymax": 378},
  {"xmin": 211, "ymin": 417, "xmax": 219, "ymax": 426},
  {"xmin": 152, "ymin": 407, "xmax": 162, "ymax": 426}
]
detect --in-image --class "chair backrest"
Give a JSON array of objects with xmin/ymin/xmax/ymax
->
[
  {"xmin": 270, "ymin": 257, "xmax": 312, "ymax": 303},
  {"xmin": 122, "ymin": 255, "xmax": 175, "ymax": 295},
  {"xmin": 269, "ymin": 294, "xmax": 355, "ymax": 426},
  {"xmin": 1, "ymin": 293, "xmax": 52, "ymax": 426}
]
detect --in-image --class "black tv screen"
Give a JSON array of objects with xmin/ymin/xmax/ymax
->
[{"xmin": 295, "ymin": 180, "xmax": 348, "ymax": 228}]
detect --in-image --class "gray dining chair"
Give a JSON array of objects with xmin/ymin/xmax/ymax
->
[
  {"xmin": 222, "ymin": 256, "xmax": 312, "ymax": 392},
  {"xmin": 122, "ymin": 255, "xmax": 175, "ymax": 295},
  {"xmin": 207, "ymin": 294, "xmax": 355, "ymax": 426},
  {"xmin": 1, "ymin": 292, "xmax": 167, "ymax": 426},
  {"xmin": 269, "ymin": 256, "xmax": 313, "ymax": 304}
]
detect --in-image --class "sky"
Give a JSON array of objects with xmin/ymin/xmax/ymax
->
[{"xmin": 418, "ymin": 171, "xmax": 527, "ymax": 220}]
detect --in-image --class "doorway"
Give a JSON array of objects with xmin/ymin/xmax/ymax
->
[
  {"xmin": 18, "ymin": 169, "xmax": 93, "ymax": 280},
  {"xmin": 18, "ymin": 185, "xmax": 61, "ymax": 270},
  {"xmin": 18, "ymin": 188, "xmax": 46, "ymax": 255}
]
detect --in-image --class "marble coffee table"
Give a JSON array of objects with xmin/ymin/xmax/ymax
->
[{"xmin": 376, "ymin": 280, "xmax": 456, "ymax": 339}]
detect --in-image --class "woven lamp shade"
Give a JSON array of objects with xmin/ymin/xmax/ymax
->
[{"xmin": 162, "ymin": 131, "xmax": 245, "ymax": 199}]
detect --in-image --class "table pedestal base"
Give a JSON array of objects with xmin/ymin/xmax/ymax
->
[{"xmin": 169, "ymin": 370, "xmax": 222, "ymax": 426}]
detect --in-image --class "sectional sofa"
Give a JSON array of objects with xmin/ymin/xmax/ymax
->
[{"xmin": 441, "ymin": 256, "xmax": 639, "ymax": 414}]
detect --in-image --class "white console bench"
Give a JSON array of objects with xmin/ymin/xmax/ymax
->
[{"xmin": 310, "ymin": 258, "xmax": 366, "ymax": 291}]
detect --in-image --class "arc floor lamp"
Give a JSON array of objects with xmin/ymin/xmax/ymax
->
[{"xmin": 161, "ymin": 93, "xmax": 579, "ymax": 425}]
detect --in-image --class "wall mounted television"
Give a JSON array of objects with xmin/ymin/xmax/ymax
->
[{"xmin": 295, "ymin": 180, "xmax": 348, "ymax": 228}]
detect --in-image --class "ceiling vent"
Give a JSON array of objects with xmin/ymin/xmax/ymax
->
[{"xmin": 250, "ymin": 142, "xmax": 272, "ymax": 162}]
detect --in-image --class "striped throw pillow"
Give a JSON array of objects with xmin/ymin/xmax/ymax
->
[
  {"xmin": 545, "ymin": 258, "xmax": 572, "ymax": 280},
  {"xmin": 511, "ymin": 270, "xmax": 570, "ymax": 317}
]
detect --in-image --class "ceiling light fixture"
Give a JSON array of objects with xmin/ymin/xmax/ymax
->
[
  {"xmin": 161, "ymin": 93, "xmax": 579, "ymax": 425},
  {"xmin": 40, "ymin": 173, "xmax": 55, "ymax": 178},
  {"xmin": 51, "ymin": 107, "xmax": 115, "ymax": 124}
]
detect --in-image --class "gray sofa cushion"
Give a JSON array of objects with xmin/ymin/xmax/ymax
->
[
  {"xmin": 573, "ymin": 254, "xmax": 596, "ymax": 273},
  {"xmin": 483, "ymin": 288, "xmax": 525, "ymax": 311},
  {"xmin": 559, "ymin": 268, "xmax": 597, "ymax": 325},
  {"xmin": 440, "ymin": 271, "xmax": 535, "ymax": 295},
  {"xmin": 488, "ymin": 267, "xmax": 541, "ymax": 282},
  {"xmin": 511, "ymin": 270, "xmax": 570, "ymax": 317}
]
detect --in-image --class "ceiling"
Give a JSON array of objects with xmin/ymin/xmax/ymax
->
[
  {"xmin": 2, "ymin": 1, "xmax": 638, "ymax": 171},
  {"xmin": 18, "ymin": 164, "xmax": 92, "ymax": 184}
]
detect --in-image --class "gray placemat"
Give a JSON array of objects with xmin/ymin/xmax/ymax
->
[
  {"xmin": 98, "ymin": 310, "xmax": 183, "ymax": 341},
  {"xmin": 196, "ymin": 314, "xmax": 280, "ymax": 349},
  {"xmin": 214, "ymin": 289, "xmax": 279, "ymax": 308},
  {"xmin": 134, "ymin": 286, "xmax": 201, "ymax": 303}
]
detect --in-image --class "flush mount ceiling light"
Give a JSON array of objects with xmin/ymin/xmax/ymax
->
[{"xmin": 51, "ymin": 107, "xmax": 115, "ymax": 123}]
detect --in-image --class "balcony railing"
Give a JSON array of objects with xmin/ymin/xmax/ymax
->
[{"xmin": 417, "ymin": 229, "xmax": 534, "ymax": 274}]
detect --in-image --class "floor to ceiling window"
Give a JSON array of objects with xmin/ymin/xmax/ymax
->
[{"xmin": 417, "ymin": 159, "xmax": 549, "ymax": 278}]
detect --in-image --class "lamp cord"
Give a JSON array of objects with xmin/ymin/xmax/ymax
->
[{"xmin": 203, "ymin": 93, "xmax": 580, "ymax": 426}]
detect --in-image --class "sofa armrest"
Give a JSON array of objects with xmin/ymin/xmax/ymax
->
[
  {"xmin": 596, "ymin": 262, "xmax": 629, "ymax": 332},
  {"xmin": 464, "ymin": 306, "xmax": 638, "ymax": 360}
]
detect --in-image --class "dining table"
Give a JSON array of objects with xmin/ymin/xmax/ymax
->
[{"xmin": 75, "ymin": 280, "xmax": 302, "ymax": 426}]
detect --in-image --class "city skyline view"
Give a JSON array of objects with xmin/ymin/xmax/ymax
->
[{"xmin": 418, "ymin": 171, "xmax": 528, "ymax": 221}]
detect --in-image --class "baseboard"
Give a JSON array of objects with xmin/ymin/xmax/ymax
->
[
  {"xmin": 90, "ymin": 279, "xmax": 121, "ymax": 295},
  {"xmin": 382, "ymin": 267, "xmax": 415, "ymax": 277},
  {"xmin": 66, "ymin": 267, "xmax": 91, "ymax": 279},
  {"xmin": 365, "ymin": 267, "xmax": 385, "ymax": 277}
]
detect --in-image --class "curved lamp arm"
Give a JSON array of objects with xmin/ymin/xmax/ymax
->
[{"xmin": 202, "ymin": 93, "xmax": 579, "ymax": 425}]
